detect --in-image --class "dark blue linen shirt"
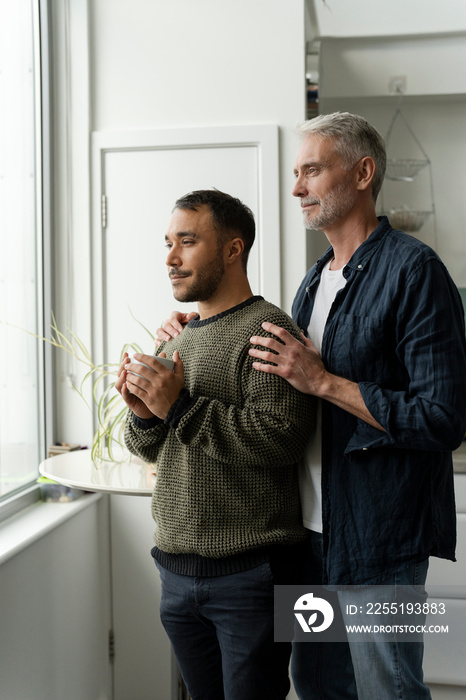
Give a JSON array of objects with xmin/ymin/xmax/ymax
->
[{"xmin": 292, "ymin": 217, "xmax": 466, "ymax": 585}]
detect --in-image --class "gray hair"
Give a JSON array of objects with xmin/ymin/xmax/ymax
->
[{"xmin": 297, "ymin": 112, "xmax": 386, "ymax": 202}]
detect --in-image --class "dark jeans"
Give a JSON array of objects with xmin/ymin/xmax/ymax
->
[
  {"xmin": 339, "ymin": 559, "xmax": 432, "ymax": 700},
  {"xmin": 291, "ymin": 531, "xmax": 358, "ymax": 700},
  {"xmin": 155, "ymin": 561, "xmax": 291, "ymax": 700},
  {"xmin": 292, "ymin": 531, "xmax": 431, "ymax": 700}
]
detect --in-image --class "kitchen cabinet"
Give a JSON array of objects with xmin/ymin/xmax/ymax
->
[{"xmin": 423, "ymin": 446, "xmax": 466, "ymax": 698}]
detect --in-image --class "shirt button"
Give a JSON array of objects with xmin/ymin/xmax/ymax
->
[
  {"xmin": 358, "ymin": 264, "xmax": 363, "ymax": 269},
  {"xmin": 362, "ymin": 447, "xmax": 368, "ymax": 451}
]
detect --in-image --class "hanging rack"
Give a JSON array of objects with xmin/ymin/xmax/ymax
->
[
  {"xmin": 380, "ymin": 96, "xmax": 438, "ymax": 249},
  {"xmin": 384, "ymin": 108, "xmax": 431, "ymax": 181}
]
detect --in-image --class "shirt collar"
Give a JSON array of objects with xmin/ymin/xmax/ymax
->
[{"xmin": 314, "ymin": 216, "xmax": 391, "ymax": 276}]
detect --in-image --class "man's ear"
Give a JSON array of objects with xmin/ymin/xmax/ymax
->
[
  {"xmin": 225, "ymin": 237, "xmax": 245, "ymax": 265},
  {"xmin": 356, "ymin": 156, "xmax": 377, "ymax": 192}
]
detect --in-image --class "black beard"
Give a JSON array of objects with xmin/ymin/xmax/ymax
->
[{"xmin": 171, "ymin": 256, "xmax": 225, "ymax": 303}]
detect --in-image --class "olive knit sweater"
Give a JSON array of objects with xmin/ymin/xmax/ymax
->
[{"xmin": 124, "ymin": 296, "xmax": 316, "ymax": 576}]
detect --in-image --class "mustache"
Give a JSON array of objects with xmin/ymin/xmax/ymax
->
[
  {"xmin": 169, "ymin": 268, "xmax": 191, "ymax": 279},
  {"xmin": 301, "ymin": 197, "xmax": 320, "ymax": 207}
]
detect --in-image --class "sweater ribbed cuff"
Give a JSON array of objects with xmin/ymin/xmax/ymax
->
[
  {"xmin": 132, "ymin": 413, "xmax": 163, "ymax": 430},
  {"xmin": 165, "ymin": 388, "xmax": 197, "ymax": 429}
]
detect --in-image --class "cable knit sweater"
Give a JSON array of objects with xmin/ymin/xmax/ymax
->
[{"xmin": 124, "ymin": 296, "xmax": 316, "ymax": 576}]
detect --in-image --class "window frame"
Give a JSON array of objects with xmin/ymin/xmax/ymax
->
[{"xmin": 0, "ymin": 0, "xmax": 54, "ymax": 522}]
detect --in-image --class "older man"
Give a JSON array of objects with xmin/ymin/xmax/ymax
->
[{"xmin": 248, "ymin": 112, "xmax": 466, "ymax": 699}]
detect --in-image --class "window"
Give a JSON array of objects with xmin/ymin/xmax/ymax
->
[{"xmin": 0, "ymin": 0, "xmax": 51, "ymax": 502}]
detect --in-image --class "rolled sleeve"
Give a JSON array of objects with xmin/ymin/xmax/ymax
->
[{"xmin": 347, "ymin": 257, "xmax": 466, "ymax": 453}]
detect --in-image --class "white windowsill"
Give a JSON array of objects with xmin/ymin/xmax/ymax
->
[{"xmin": 0, "ymin": 491, "xmax": 102, "ymax": 566}]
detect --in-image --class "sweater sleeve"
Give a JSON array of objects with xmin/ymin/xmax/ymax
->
[
  {"xmin": 124, "ymin": 411, "xmax": 169, "ymax": 464},
  {"xmin": 171, "ymin": 341, "xmax": 316, "ymax": 468}
]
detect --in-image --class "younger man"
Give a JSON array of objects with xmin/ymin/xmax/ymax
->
[{"xmin": 116, "ymin": 189, "xmax": 315, "ymax": 700}]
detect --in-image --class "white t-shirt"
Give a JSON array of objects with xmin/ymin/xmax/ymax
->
[{"xmin": 299, "ymin": 258, "xmax": 346, "ymax": 532}]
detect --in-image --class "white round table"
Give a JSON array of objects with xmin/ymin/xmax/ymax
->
[{"xmin": 39, "ymin": 449, "xmax": 155, "ymax": 496}]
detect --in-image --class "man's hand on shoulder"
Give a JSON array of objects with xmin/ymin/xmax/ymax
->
[
  {"xmin": 155, "ymin": 310, "xmax": 197, "ymax": 347},
  {"xmin": 249, "ymin": 322, "xmax": 385, "ymax": 431},
  {"xmin": 249, "ymin": 322, "xmax": 327, "ymax": 396}
]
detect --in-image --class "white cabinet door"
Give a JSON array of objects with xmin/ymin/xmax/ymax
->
[
  {"xmin": 424, "ymin": 510, "xmax": 466, "ymax": 688},
  {"xmin": 109, "ymin": 492, "xmax": 172, "ymax": 700}
]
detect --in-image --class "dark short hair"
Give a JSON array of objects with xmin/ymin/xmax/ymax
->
[{"xmin": 174, "ymin": 189, "xmax": 255, "ymax": 269}]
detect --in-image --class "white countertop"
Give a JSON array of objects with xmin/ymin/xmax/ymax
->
[{"xmin": 39, "ymin": 449, "xmax": 155, "ymax": 496}]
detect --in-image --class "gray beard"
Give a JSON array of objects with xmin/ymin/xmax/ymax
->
[{"xmin": 302, "ymin": 180, "xmax": 357, "ymax": 230}]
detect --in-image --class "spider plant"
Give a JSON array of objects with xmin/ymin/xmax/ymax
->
[{"xmin": 1, "ymin": 313, "xmax": 153, "ymax": 465}]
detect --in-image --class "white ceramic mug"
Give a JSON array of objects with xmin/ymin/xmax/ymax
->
[{"xmin": 127, "ymin": 354, "xmax": 174, "ymax": 377}]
